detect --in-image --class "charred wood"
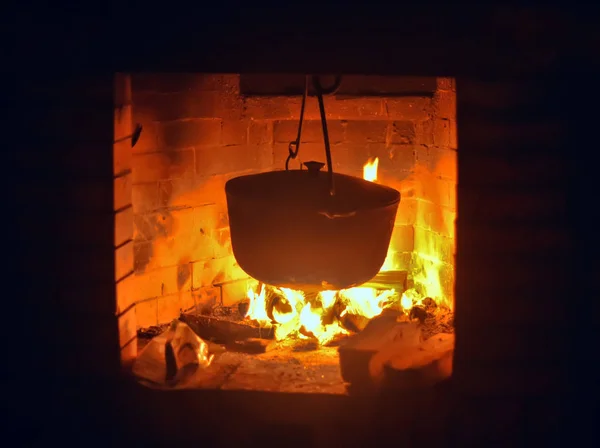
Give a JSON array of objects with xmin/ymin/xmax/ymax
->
[{"xmin": 180, "ymin": 313, "xmax": 274, "ymax": 344}]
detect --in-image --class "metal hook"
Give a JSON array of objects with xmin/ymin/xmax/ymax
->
[{"xmin": 114, "ymin": 123, "xmax": 143, "ymax": 148}]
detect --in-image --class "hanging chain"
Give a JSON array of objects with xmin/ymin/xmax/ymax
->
[{"xmin": 286, "ymin": 76, "xmax": 309, "ymax": 170}]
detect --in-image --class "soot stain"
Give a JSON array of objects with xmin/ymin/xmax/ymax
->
[{"xmin": 177, "ymin": 264, "xmax": 191, "ymax": 290}]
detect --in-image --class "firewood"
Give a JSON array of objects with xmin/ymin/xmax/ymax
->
[
  {"xmin": 338, "ymin": 310, "xmax": 422, "ymax": 386},
  {"xmin": 378, "ymin": 333, "xmax": 455, "ymax": 390},
  {"xmin": 362, "ymin": 270, "xmax": 408, "ymax": 291},
  {"xmin": 180, "ymin": 313, "xmax": 274, "ymax": 344},
  {"xmin": 224, "ymin": 338, "xmax": 275, "ymax": 354}
]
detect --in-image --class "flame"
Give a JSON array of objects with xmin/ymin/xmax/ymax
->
[
  {"xmin": 363, "ymin": 157, "xmax": 379, "ymax": 182},
  {"xmin": 243, "ymin": 155, "xmax": 454, "ymax": 345}
]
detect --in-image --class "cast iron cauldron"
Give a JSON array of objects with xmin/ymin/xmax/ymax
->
[{"xmin": 225, "ymin": 167, "xmax": 400, "ymax": 292}]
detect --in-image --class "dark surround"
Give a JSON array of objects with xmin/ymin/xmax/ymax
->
[{"xmin": 11, "ymin": 4, "xmax": 600, "ymax": 445}]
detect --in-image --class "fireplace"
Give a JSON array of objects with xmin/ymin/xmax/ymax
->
[
  {"xmin": 119, "ymin": 73, "xmax": 457, "ymax": 393},
  {"xmin": 17, "ymin": 5, "xmax": 598, "ymax": 445}
]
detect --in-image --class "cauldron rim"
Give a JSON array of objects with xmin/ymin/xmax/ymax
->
[{"xmin": 225, "ymin": 169, "xmax": 401, "ymax": 211}]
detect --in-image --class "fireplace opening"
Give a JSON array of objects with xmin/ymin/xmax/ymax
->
[{"xmin": 119, "ymin": 73, "xmax": 457, "ymax": 394}]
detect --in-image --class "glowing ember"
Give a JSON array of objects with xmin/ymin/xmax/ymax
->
[{"xmin": 242, "ymin": 156, "xmax": 452, "ymax": 345}]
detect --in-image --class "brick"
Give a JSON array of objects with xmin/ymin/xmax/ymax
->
[
  {"xmin": 115, "ymin": 240, "xmax": 134, "ymax": 281},
  {"xmin": 435, "ymin": 89, "xmax": 456, "ymax": 120},
  {"xmin": 136, "ymin": 298, "xmax": 158, "ymax": 328},
  {"xmin": 394, "ymin": 198, "xmax": 417, "ymax": 226},
  {"xmin": 134, "ymin": 206, "xmax": 221, "ymax": 270},
  {"xmin": 133, "ymin": 91, "xmax": 222, "ymax": 121},
  {"xmin": 115, "ymin": 206, "xmax": 134, "ymax": 246},
  {"xmin": 133, "ymin": 240, "xmax": 152, "ymax": 272},
  {"xmin": 180, "ymin": 291, "xmax": 196, "ymax": 312},
  {"xmin": 160, "ymin": 119, "xmax": 221, "ymax": 149},
  {"xmin": 213, "ymin": 227, "xmax": 233, "ymax": 258},
  {"xmin": 157, "ymin": 294, "xmax": 183, "ymax": 324},
  {"xmin": 113, "ymin": 139, "xmax": 132, "ymax": 177},
  {"xmin": 222, "ymin": 119, "xmax": 248, "ymax": 146},
  {"xmin": 391, "ymin": 251, "xmax": 413, "ymax": 271},
  {"xmin": 132, "ymin": 183, "xmax": 160, "ymax": 213},
  {"xmin": 132, "ymin": 149, "xmax": 194, "ymax": 183},
  {"xmin": 414, "ymin": 200, "xmax": 456, "ymax": 236},
  {"xmin": 129, "ymin": 265, "xmax": 192, "ymax": 303},
  {"xmin": 114, "ymin": 173, "xmax": 132, "ymax": 210},
  {"xmin": 196, "ymin": 145, "xmax": 272, "ymax": 176},
  {"xmin": 114, "ymin": 104, "xmax": 132, "ymax": 141},
  {"xmin": 414, "ymin": 173, "xmax": 457, "ymax": 210},
  {"xmin": 414, "ymin": 120, "xmax": 435, "ymax": 145},
  {"xmin": 327, "ymin": 97, "xmax": 385, "ymax": 119},
  {"xmin": 345, "ymin": 121, "xmax": 388, "ymax": 143},
  {"xmin": 385, "ymin": 97, "xmax": 432, "ymax": 121},
  {"xmin": 433, "ymin": 119, "xmax": 454, "ymax": 148},
  {"xmin": 436, "ymin": 77, "xmax": 455, "ymax": 92},
  {"xmin": 243, "ymin": 96, "xmax": 296, "ymax": 120},
  {"xmin": 390, "ymin": 121, "xmax": 416, "ymax": 145},
  {"xmin": 415, "ymin": 146, "xmax": 457, "ymax": 181},
  {"xmin": 389, "ymin": 225, "xmax": 415, "ymax": 253},
  {"xmin": 131, "ymin": 119, "xmax": 160, "ymax": 154},
  {"xmin": 248, "ymin": 120, "xmax": 272, "ymax": 145},
  {"xmin": 221, "ymin": 278, "xmax": 254, "ymax": 306},
  {"xmin": 116, "ymin": 272, "xmax": 136, "ymax": 315},
  {"xmin": 365, "ymin": 144, "xmax": 415, "ymax": 175},
  {"xmin": 192, "ymin": 255, "xmax": 248, "ymax": 289},
  {"xmin": 118, "ymin": 305, "xmax": 137, "ymax": 348},
  {"xmin": 413, "ymin": 226, "xmax": 455, "ymax": 266},
  {"xmin": 273, "ymin": 142, "xmax": 346, "ymax": 169},
  {"xmin": 192, "ymin": 286, "xmax": 221, "ymax": 309},
  {"xmin": 159, "ymin": 173, "xmax": 242, "ymax": 209},
  {"xmin": 244, "ymin": 96, "xmax": 385, "ymax": 120},
  {"xmin": 133, "ymin": 210, "xmax": 170, "ymax": 241},
  {"xmin": 273, "ymin": 120, "xmax": 345, "ymax": 144}
]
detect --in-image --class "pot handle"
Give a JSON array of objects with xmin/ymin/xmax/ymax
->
[{"xmin": 313, "ymin": 76, "xmax": 337, "ymax": 197}]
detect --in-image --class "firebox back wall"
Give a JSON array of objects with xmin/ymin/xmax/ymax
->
[{"xmin": 124, "ymin": 74, "xmax": 456, "ymax": 328}]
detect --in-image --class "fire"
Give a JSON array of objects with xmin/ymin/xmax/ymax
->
[
  {"xmin": 243, "ymin": 156, "xmax": 450, "ymax": 345},
  {"xmin": 363, "ymin": 157, "xmax": 379, "ymax": 182}
]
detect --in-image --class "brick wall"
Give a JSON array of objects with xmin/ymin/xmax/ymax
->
[
  {"xmin": 411, "ymin": 78, "xmax": 457, "ymax": 308},
  {"xmin": 128, "ymin": 74, "xmax": 456, "ymax": 327}
]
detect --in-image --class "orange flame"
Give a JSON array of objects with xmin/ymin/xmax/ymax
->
[
  {"xmin": 243, "ymin": 156, "xmax": 450, "ymax": 344},
  {"xmin": 363, "ymin": 157, "xmax": 379, "ymax": 182}
]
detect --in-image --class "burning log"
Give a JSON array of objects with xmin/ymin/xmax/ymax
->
[
  {"xmin": 362, "ymin": 270, "xmax": 408, "ymax": 291},
  {"xmin": 180, "ymin": 313, "xmax": 274, "ymax": 344},
  {"xmin": 338, "ymin": 310, "xmax": 422, "ymax": 388}
]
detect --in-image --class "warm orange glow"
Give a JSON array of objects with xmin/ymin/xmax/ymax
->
[
  {"xmin": 243, "ymin": 151, "xmax": 456, "ymax": 344},
  {"xmin": 363, "ymin": 157, "xmax": 379, "ymax": 182}
]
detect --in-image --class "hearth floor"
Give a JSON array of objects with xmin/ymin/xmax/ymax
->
[{"xmin": 136, "ymin": 338, "xmax": 347, "ymax": 394}]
